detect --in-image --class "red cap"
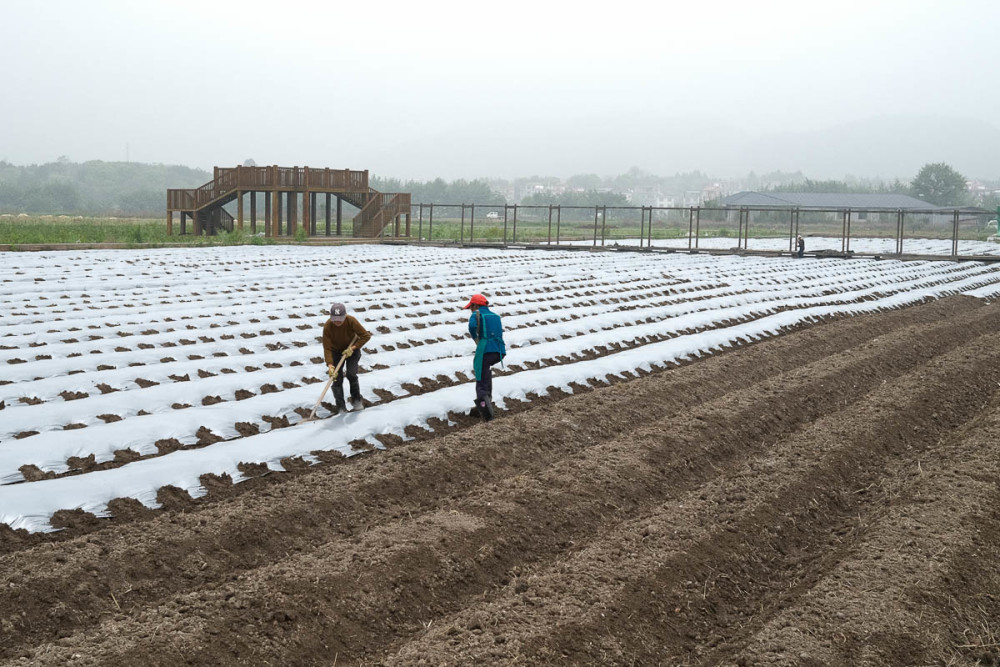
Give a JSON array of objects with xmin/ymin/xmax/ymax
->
[{"xmin": 462, "ymin": 293, "xmax": 488, "ymax": 309}]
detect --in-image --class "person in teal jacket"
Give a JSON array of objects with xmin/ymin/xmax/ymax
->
[{"xmin": 463, "ymin": 293, "xmax": 506, "ymax": 422}]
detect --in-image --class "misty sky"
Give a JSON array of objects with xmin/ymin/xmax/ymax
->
[{"xmin": 2, "ymin": 0, "xmax": 998, "ymax": 181}]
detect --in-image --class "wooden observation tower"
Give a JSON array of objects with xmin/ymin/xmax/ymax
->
[{"xmin": 166, "ymin": 165, "xmax": 411, "ymax": 238}]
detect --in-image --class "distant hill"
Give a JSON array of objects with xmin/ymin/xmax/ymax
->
[
  {"xmin": 368, "ymin": 113, "xmax": 999, "ymax": 184},
  {"xmin": 733, "ymin": 115, "xmax": 1000, "ymax": 181},
  {"xmin": 0, "ymin": 160, "xmax": 210, "ymax": 216}
]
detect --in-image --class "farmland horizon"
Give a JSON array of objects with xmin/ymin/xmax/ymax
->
[{"xmin": 4, "ymin": 111, "xmax": 1000, "ymax": 185}]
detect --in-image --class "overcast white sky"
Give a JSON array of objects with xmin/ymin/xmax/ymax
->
[{"xmin": 1, "ymin": 0, "xmax": 998, "ymax": 180}]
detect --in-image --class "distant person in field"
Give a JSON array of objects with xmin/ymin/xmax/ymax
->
[
  {"xmin": 463, "ymin": 293, "xmax": 506, "ymax": 422},
  {"xmin": 322, "ymin": 303, "xmax": 372, "ymax": 412},
  {"xmin": 796, "ymin": 235, "xmax": 805, "ymax": 258}
]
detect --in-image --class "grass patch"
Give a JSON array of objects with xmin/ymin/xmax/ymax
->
[{"xmin": 0, "ymin": 216, "xmax": 281, "ymax": 247}]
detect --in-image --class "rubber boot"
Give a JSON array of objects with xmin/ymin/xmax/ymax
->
[
  {"xmin": 475, "ymin": 398, "xmax": 493, "ymax": 423},
  {"xmin": 333, "ymin": 385, "xmax": 348, "ymax": 413}
]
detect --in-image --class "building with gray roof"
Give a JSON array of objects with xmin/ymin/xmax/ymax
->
[{"xmin": 719, "ymin": 192, "xmax": 935, "ymax": 209}]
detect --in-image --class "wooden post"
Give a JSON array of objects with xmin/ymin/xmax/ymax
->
[
  {"xmin": 325, "ymin": 193, "xmax": 331, "ymax": 236},
  {"xmin": 167, "ymin": 210, "xmax": 173, "ymax": 236},
  {"xmin": 264, "ymin": 192, "xmax": 272, "ymax": 237},
  {"xmin": 237, "ymin": 191, "xmax": 244, "ymax": 231},
  {"xmin": 250, "ymin": 191, "xmax": 257, "ymax": 234},
  {"xmin": 336, "ymin": 196, "xmax": 342, "ymax": 236},
  {"xmin": 302, "ymin": 191, "xmax": 310, "ymax": 236},
  {"xmin": 272, "ymin": 191, "xmax": 280, "ymax": 237}
]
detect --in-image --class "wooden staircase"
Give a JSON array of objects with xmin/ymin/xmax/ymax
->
[{"xmin": 167, "ymin": 166, "xmax": 410, "ymax": 237}]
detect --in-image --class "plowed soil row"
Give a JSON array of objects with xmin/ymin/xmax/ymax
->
[{"xmin": 3, "ymin": 295, "xmax": 1000, "ymax": 666}]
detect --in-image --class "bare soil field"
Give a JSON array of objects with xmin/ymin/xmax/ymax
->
[{"xmin": 3, "ymin": 295, "xmax": 1000, "ymax": 666}]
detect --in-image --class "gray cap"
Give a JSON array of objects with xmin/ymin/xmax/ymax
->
[{"xmin": 329, "ymin": 303, "xmax": 347, "ymax": 324}]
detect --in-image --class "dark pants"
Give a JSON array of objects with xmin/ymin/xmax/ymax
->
[
  {"xmin": 476, "ymin": 352, "xmax": 502, "ymax": 402},
  {"xmin": 332, "ymin": 349, "xmax": 362, "ymax": 405}
]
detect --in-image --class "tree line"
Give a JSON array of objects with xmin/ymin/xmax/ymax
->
[
  {"xmin": 0, "ymin": 159, "xmax": 210, "ymax": 216},
  {"xmin": 370, "ymin": 176, "xmax": 503, "ymax": 205},
  {"xmin": 1, "ymin": 159, "xmax": 994, "ymax": 217},
  {"xmin": 767, "ymin": 163, "xmax": 998, "ymax": 210}
]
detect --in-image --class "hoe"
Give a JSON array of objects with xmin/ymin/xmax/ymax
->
[{"xmin": 301, "ymin": 334, "xmax": 358, "ymax": 423}]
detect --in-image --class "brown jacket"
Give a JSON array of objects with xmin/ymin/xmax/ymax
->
[{"xmin": 322, "ymin": 315, "xmax": 372, "ymax": 366}]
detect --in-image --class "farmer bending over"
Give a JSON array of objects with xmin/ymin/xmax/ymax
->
[
  {"xmin": 322, "ymin": 303, "xmax": 372, "ymax": 412},
  {"xmin": 463, "ymin": 293, "xmax": 506, "ymax": 422}
]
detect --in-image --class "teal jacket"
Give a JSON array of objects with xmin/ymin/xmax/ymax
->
[{"xmin": 468, "ymin": 306, "xmax": 506, "ymax": 357}]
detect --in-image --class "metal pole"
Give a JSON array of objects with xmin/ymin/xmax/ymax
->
[
  {"xmin": 789, "ymin": 209, "xmax": 795, "ymax": 253},
  {"xmin": 845, "ymin": 209, "xmax": 852, "ymax": 253},
  {"xmin": 513, "ymin": 205, "xmax": 518, "ymax": 244},
  {"xmin": 418, "ymin": 203, "xmax": 423, "ymax": 242},
  {"xmin": 841, "ymin": 210, "xmax": 848, "ymax": 253},
  {"xmin": 688, "ymin": 207, "xmax": 694, "ymax": 250},
  {"xmin": 648, "ymin": 207, "xmax": 654, "ymax": 248},
  {"xmin": 503, "ymin": 205, "xmax": 508, "ymax": 245},
  {"xmin": 601, "ymin": 205, "xmax": 608, "ymax": 246},
  {"xmin": 695, "ymin": 208, "xmax": 701, "ymax": 249},
  {"xmin": 593, "ymin": 206, "xmax": 599, "ymax": 247},
  {"xmin": 470, "ymin": 203, "xmax": 475, "ymax": 244},
  {"xmin": 639, "ymin": 206, "xmax": 646, "ymax": 248},
  {"xmin": 547, "ymin": 205, "xmax": 553, "ymax": 245},
  {"xmin": 744, "ymin": 208, "xmax": 751, "ymax": 250},
  {"xmin": 896, "ymin": 208, "xmax": 904, "ymax": 255},
  {"xmin": 737, "ymin": 208, "xmax": 744, "ymax": 249},
  {"xmin": 952, "ymin": 209, "xmax": 960, "ymax": 257},
  {"xmin": 460, "ymin": 204, "xmax": 465, "ymax": 244},
  {"xmin": 429, "ymin": 204, "xmax": 434, "ymax": 242},
  {"xmin": 556, "ymin": 205, "xmax": 561, "ymax": 245}
]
